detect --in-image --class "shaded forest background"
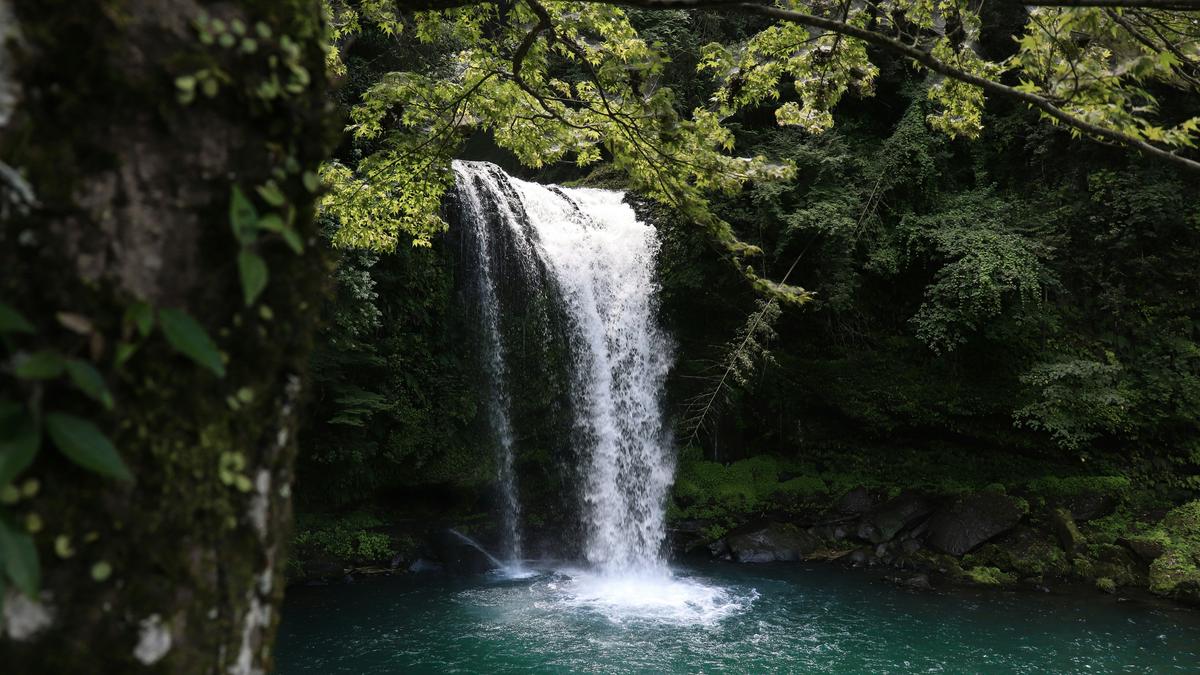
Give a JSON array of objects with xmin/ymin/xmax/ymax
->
[{"xmin": 297, "ymin": 9, "xmax": 1200, "ymax": 529}]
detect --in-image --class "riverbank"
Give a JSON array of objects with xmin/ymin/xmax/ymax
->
[{"xmin": 286, "ymin": 449, "xmax": 1200, "ymax": 610}]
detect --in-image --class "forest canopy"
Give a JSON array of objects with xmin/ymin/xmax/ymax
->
[{"xmin": 320, "ymin": 0, "xmax": 1200, "ymax": 255}]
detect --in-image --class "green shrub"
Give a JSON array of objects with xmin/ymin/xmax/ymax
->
[
  {"xmin": 1147, "ymin": 500, "xmax": 1200, "ymax": 596},
  {"xmin": 966, "ymin": 565, "xmax": 1016, "ymax": 586},
  {"xmin": 670, "ymin": 455, "xmax": 831, "ymax": 533},
  {"xmin": 293, "ymin": 511, "xmax": 396, "ymax": 564},
  {"xmin": 1025, "ymin": 475, "xmax": 1131, "ymax": 499}
]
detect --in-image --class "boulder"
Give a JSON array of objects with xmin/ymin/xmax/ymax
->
[
  {"xmin": 834, "ymin": 486, "xmax": 874, "ymax": 516},
  {"xmin": 725, "ymin": 522, "xmax": 821, "ymax": 563},
  {"xmin": 844, "ymin": 547, "xmax": 873, "ymax": 567},
  {"xmin": 926, "ymin": 492, "xmax": 1024, "ymax": 556},
  {"xmin": 899, "ymin": 573, "xmax": 932, "ymax": 590},
  {"xmin": 1061, "ymin": 492, "xmax": 1117, "ymax": 522},
  {"xmin": 973, "ymin": 528, "xmax": 1070, "ymax": 580},
  {"xmin": 1119, "ymin": 536, "xmax": 1165, "ymax": 564},
  {"xmin": 707, "ymin": 538, "xmax": 732, "ymax": 561},
  {"xmin": 1050, "ymin": 508, "xmax": 1085, "ymax": 559},
  {"xmin": 857, "ymin": 491, "xmax": 936, "ymax": 544},
  {"xmin": 1171, "ymin": 580, "xmax": 1200, "ymax": 608}
]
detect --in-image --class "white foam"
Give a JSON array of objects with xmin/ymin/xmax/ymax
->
[{"xmin": 545, "ymin": 568, "xmax": 757, "ymax": 626}]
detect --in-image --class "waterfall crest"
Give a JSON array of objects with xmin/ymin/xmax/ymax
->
[{"xmin": 452, "ymin": 160, "xmax": 675, "ymax": 574}]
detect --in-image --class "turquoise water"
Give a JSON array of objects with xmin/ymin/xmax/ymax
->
[{"xmin": 275, "ymin": 562, "xmax": 1200, "ymax": 673}]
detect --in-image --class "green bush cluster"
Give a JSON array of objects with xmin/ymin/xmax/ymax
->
[
  {"xmin": 965, "ymin": 566, "xmax": 1016, "ymax": 586},
  {"xmin": 671, "ymin": 454, "xmax": 832, "ymax": 534},
  {"xmin": 292, "ymin": 512, "xmax": 396, "ymax": 564},
  {"xmin": 1145, "ymin": 500, "xmax": 1200, "ymax": 596},
  {"xmin": 1025, "ymin": 475, "xmax": 1131, "ymax": 500}
]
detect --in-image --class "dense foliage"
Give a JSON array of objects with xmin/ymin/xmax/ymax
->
[{"xmin": 298, "ymin": 7, "xmax": 1199, "ymax": 521}]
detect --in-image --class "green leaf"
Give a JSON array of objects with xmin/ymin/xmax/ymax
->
[
  {"xmin": 0, "ymin": 404, "xmax": 40, "ymax": 487},
  {"xmin": 256, "ymin": 181, "xmax": 286, "ymax": 207},
  {"xmin": 65, "ymin": 360, "xmax": 115, "ymax": 410},
  {"xmin": 45, "ymin": 412, "xmax": 133, "ymax": 481},
  {"xmin": 114, "ymin": 342, "xmax": 139, "ymax": 368},
  {"xmin": 14, "ymin": 351, "xmax": 66, "ymax": 380},
  {"xmin": 124, "ymin": 301, "xmax": 155, "ymax": 338},
  {"xmin": 302, "ymin": 171, "xmax": 320, "ymax": 193},
  {"xmin": 0, "ymin": 518, "xmax": 40, "ymax": 596},
  {"xmin": 0, "ymin": 303, "xmax": 35, "ymax": 334},
  {"xmin": 281, "ymin": 227, "xmax": 305, "ymax": 255},
  {"xmin": 230, "ymin": 186, "xmax": 259, "ymax": 245},
  {"xmin": 257, "ymin": 214, "xmax": 285, "ymax": 233},
  {"xmin": 238, "ymin": 251, "xmax": 269, "ymax": 306},
  {"xmin": 158, "ymin": 308, "xmax": 226, "ymax": 377}
]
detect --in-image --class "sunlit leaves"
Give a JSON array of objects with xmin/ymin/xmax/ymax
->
[
  {"xmin": 322, "ymin": 2, "xmax": 793, "ymax": 250},
  {"xmin": 925, "ymin": 40, "xmax": 1000, "ymax": 140},
  {"xmin": 1011, "ymin": 7, "xmax": 1200, "ymax": 150},
  {"xmin": 320, "ymin": 151, "xmax": 454, "ymax": 250},
  {"xmin": 317, "ymin": 0, "xmax": 1198, "ymax": 256}
]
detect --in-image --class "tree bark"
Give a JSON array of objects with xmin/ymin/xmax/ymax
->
[{"xmin": 1, "ymin": 1, "xmax": 332, "ymax": 672}]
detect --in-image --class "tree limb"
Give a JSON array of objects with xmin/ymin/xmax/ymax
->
[{"xmin": 378, "ymin": 0, "xmax": 1200, "ymax": 174}]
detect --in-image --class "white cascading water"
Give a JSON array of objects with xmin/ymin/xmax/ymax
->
[
  {"xmin": 513, "ymin": 179, "xmax": 675, "ymax": 574},
  {"xmin": 453, "ymin": 162, "xmax": 529, "ymax": 567},
  {"xmin": 453, "ymin": 161, "xmax": 749, "ymax": 622}
]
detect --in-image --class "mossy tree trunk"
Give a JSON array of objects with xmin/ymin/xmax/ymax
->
[{"xmin": 1, "ymin": 0, "xmax": 332, "ymax": 671}]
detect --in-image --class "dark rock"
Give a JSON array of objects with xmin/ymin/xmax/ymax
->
[
  {"xmin": 900, "ymin": 573, "xmax": 932, "ymax": 590},
  {"xmin": 857, "ymin": 491, "xmax": 936, "ymax": 544},
  {"xmin": 901, "ymin": 538, "xmax": 922, "ymax": 555},
  {"xmin": 976, "ymin": 528, "xmax": 1070, "ymax": 580},
  {"xmin": 707, "ymin": 538, "xmax": 732, "ymax": 561},
  {"xmin": 725, "ymin": 522, "xmax": 821, "ymax": 563},
  {"xmin": 835, "ymin": 486, "xmax": 874, "ymax": 516},
  {"xmin": 302, "ymin": 558, "xmax": 344, "ymax": 581},
  {"xmin": 926, "ymin": 492, "xmax": 1024, "ymax": 556},
  {"xmin": 1062, "ymin": 492, "xmax": 1117, "ymax": 522},
  {"xmin": 1171, "ymin": 580, "xmax": 1200, "ymax": 608},
  {"xmin": 1049, "ymin": 508, "xmax": 1085, "ymax": 559},
  {"xmin": 845, "ymin": 547, "xmax": 872, "ymax": 567},
  {"xmin": 1119, "ymin": 536, "xmax": 1165, "ymax": 563}
]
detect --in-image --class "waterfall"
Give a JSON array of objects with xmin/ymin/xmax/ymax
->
[
  {"xmin": 452, "ymin": 161, "xmax": 675, "ymax": 575},
  {"xmin": 453, "ymin": 163, "xmax": 530, "ymax": 565}
]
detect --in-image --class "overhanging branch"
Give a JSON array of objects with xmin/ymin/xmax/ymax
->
[{"xmin": 379, "ymin": 0, "xmax": 1200, "ymax": 174}]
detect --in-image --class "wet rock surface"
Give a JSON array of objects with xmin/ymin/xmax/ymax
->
[
  {"xmin": 926, "ymin": 492, "xmax": 1025, "ymax": 556},
  {"xmin": 723, "ymin": 522, "xmax": 822, "ymax": 563},
  {"xmin": 857, "ymin": 491, "xmax": 937, "ymax": 545}
]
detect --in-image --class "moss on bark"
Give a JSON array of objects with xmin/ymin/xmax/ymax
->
[{"xmin": 1, "ymin": 0, "xmax": 333, "ymax": 671}]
